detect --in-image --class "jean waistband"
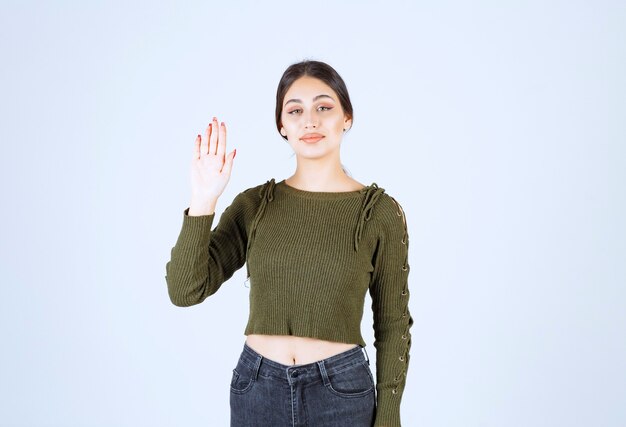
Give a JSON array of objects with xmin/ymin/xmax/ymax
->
[{"xmin": 239, "ymin": 341, "xmax": 370, "ymax": 381}]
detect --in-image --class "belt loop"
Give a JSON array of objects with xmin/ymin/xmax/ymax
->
[
  {"xmin": 317, "ymin": 360, "xmax": 331, "ymax": 386},
  {"xmin": 252, "ymin": 354, "xmax": 262, "ymax": 380},
  {"xmin": 362, "ymin": 346, "xmax": 370, "ymax": 365}
]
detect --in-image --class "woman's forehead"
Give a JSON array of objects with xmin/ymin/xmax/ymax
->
[{"xmin": 285, "ymin": 78, "xmax": 337, "ymax": 104}]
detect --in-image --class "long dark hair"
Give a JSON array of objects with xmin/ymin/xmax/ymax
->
[{"xmin": 275, "ymin": 60, "xmax": 354, "ymax": 140}]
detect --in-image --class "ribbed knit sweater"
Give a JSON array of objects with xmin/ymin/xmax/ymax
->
[{"xmin": 165, "ymin": 178, "xmax": 414, "ymax": 427}]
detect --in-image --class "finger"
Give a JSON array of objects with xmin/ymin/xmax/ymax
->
[
  {"xmin": 194, "ymin": 134, "xmax": 201, "ymax": 159},
  {"xmin": 203, "ymin": 123, "xmax": 211, "ymax": 155},
  {"xmin": 216, "ymin": 121, "xmax": 227, "ymax": 159},
  {"xmin": 209, "ymin": 116, "xmax": 219, "ymax": 155},
  {"xmin": 221, "ymin": 149, "xmax": 236, "ymax": 174}
]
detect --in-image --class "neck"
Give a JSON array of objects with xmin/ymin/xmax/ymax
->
[{"xmin": 288, "ymin": 156, "xmax": 349, "ymax": 192}]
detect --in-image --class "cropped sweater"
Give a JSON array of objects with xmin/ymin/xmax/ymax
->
[{"xmin": 165, "ymin": 178, "xmax": 414, "ymax": 427}]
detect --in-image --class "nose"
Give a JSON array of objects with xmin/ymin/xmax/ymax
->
[{"xmin": 304, "ymin": 110, "xmax": 319, "ymax": 129}]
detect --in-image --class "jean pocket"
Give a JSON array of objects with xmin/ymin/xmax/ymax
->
[
  {"xmin": 325, "ymin": 361, "xmax": 375, "ymax": 398},
  {"xmin": 230, "ymin": 363, "xmax": 256, "ymax": 395}
]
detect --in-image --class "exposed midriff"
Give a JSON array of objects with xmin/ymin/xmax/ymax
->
[{"xmin": 245, "ymin": 334, "xmax": 359, "ymax": 366}]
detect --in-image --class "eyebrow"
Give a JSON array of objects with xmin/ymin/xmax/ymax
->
[{"xmin": 284, "ymin": 94, "xmax": 335, "ymax": 106}]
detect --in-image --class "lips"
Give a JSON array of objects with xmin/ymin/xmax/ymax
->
[{"xmin": 300, "ymin": 133, "xmax": 325, "ymax": 142}]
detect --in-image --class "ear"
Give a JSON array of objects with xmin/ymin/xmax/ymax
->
[
  {"xmin": 280, "ymin": 127, "xmax": 287, "ymax": 136},
  {"xmin": 343, "ymin": 116, "xmax": 353, "ymax": 132}
]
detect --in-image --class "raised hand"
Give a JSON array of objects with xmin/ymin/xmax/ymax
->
[{"xmin": 188, "ymin": 116, "xmax": 236, "ymax": 215}]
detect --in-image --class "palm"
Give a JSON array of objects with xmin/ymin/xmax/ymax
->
[{"xmin": 190, "ymin": 117, "xmax": 236, "ymax": 201}]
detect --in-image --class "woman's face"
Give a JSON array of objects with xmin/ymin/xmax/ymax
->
[{"xmin": 280, "ymin": 76, "xmax": 352, "ymax": 160}]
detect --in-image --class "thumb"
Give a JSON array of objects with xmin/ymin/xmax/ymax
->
[{"xmin": 222, "ymin": 149, "xmax": 236, "ymax": 175}]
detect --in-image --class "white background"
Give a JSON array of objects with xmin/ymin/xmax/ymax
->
[{"xmin": 1, "ymin": 1, "xmax": 624, "ymax": 426}]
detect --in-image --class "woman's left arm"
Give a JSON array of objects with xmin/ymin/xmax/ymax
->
[{"xmin": 369, "ymin": 195, "xmax": 414, "ymax": 427}]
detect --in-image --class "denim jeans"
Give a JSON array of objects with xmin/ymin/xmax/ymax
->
[{"xmin": 230, "ymin": 341, "xmax": 377, "ymax": 426}]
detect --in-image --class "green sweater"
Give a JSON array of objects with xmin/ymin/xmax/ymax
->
[{"xmin": 165, "ymin": 178, "xmax": 414, "ymax": 427}]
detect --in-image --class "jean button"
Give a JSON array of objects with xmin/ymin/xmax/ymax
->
[{"xmin": 292, "ymin": 370, "xmax": 299, "ymax": 377}]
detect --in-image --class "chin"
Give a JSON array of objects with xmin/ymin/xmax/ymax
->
[{"xmin": 296, "ymin": 152, "xmax": 328, "ymax": 160}]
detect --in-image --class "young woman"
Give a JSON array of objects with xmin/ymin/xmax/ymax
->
[{"xmin": 165, "ymin": 60, "xmax": 413, "ymax": 427}]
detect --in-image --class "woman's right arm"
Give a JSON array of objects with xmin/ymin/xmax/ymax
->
[
  {"xmin": 165, "ymin": 116, "xmax": 239, "ymax": 306},
  {"xmin": 165, "ymin": 192, "xmax": 252, "ymax": 307}
]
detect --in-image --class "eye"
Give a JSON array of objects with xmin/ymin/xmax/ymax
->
[{"xmin": 287, "ymin": 106, "xmax": 333, "ymax": 115}]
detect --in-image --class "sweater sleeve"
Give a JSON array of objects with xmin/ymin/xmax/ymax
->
[
  {"xmin": 165, "ymin": 189, "xmax": 258, "ymax": 307},
  {"xmin": 369, "ymin": 195, "xmax": 414, "ymax": 427}
]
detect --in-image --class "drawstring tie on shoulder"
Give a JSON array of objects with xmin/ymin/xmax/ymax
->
[
  {"xmin": 354, "ymin": 183, "xmax": 386, "ymax": 252},
  {"xmin": 245, "ymin": 178, "xmax": 276, "ymax": 280}
]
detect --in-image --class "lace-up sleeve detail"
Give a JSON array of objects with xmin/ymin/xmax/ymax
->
[
  {"xmin": 245, "ymin": 178, "xmax": 276, "ymax": 280},
  {"xmin": 369, "ymin": 194, "xmax": 414, "ymax": 427}
]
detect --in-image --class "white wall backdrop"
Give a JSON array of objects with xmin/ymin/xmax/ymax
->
[{"xmin": 1, "ymin": 1, "xmax": 624, "ymax": 426}]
